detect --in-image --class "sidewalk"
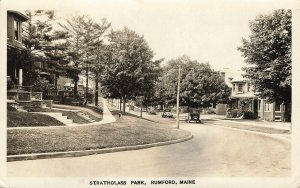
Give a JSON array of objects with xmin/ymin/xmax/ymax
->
[
  {"xmin": 203, "ymin": 118, "xmax": 291, "ymax": 141},
  {"xmin": 64, "ymin": 97, "xmax": 115, "ymax": 126},
  {"xmin": 191, "ymin": 113, "xmax": 291, "ymax": 132},
  {"xmin": 98, "ymin": 98, "xmax": 116, "ymax": 124},
  {"xmin": 220, "ymin": 119, "xmax": 291, "ymax": 131}
]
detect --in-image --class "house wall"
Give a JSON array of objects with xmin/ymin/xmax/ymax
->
[
  {"xmin": 216, "ymin": 104, "xmax": 226, "ymax": 115},
  {"xmin": 57, "ymin": 76, "xmax": 72, "ymax": 90},
  {"xmin": 258, "ymin": 100, "xmax": 285, "ymax": 121},
  {"xmin": 7, "ymin": 13, "xmax": 25, "ymax": 49}
]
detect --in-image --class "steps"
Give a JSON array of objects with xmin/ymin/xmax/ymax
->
[
  {"xmin": 274, "ymin": 115, "xmax": 282, "ymax": 122},
  {"xmin": 52, "ymin": 107, "xmax": 96, "ymax": 123},
  {"xmin": 31, "ymin": 112, "xmax": 73, "ymax": 125},
  {"xmin": 77, "ymin": 112, "xmax": 96, "ymax": 123}
]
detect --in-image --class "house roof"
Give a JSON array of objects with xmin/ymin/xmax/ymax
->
[
  {"xmin": 231, "ymin": 76, "xmax": 246, "ymax": 83},
  {"xmin": 7, "ymin": 10, "xmax": 29, "ymax": 22},
  {"xmin": 220, "ymin": 68, "xmax": 246, "ymax": 85}
]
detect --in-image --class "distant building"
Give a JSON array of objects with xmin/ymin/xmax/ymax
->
[
  {"xmin": 229, "ymin": 75, "xmax": 259, "ymax": 114},
  {"xmin": 220, "ymin": 68, "xmax": 285, "ymax": 121},
  {"xmin": 56, "ymin": 75, "xmax": 95, "ymax": 95}
]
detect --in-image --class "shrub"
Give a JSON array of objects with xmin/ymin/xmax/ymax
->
[
  {"xmin": 32, "ymin": 77, "xmax": 51, "ymax": 92},
  {"xmin": 206, "ymin": 109, "xmax": 216, "ymax": 114},
  {"xmin": 226, "ymin": 109, "xmax": 243, "ymax": 118},
  {"xmin": 7, "ymin": 79, "xmax": 15, "ymax": 90},
  {"xmin": 243, "ymin": 111, "xmax": 257, "ymax": 119},
  {"xmin": 7, "ymin": 104, "xmax": 18, "ymax": 111}
]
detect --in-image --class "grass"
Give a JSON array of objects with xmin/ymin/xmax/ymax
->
[
  {"xmin": 7, "ymin": 111, "xmax": 64, "ymax": 127},
  {"xmin": 110, "ymin": 109, "xmax": 157, "ymax": 123},
  {"xmin": 7, "ymin": 114, "xmax": 190, "ymax": 155}
]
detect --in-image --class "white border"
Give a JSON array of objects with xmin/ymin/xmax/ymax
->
[{"xmin": 1, "ymin": 0, "xmax": 300, "ymax": 187}]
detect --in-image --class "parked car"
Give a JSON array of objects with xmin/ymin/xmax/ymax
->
[
  {"xmin": 162, "ymin": 111, "xmax": 173, "ymax": 118},
  {"xmin": 148, "ymin": 110, "xmax": 157, "ymax": 115}
]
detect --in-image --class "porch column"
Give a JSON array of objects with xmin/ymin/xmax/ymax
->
[{"xmin": 18, "ymin": 68, "xmax": 23, "ymax": 86}]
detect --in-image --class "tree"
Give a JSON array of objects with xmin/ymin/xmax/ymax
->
[
  {"xmin": 22, "ymin": 10, "xmax": 69, "ymax": 91},
  {"xmin": 238, "ymin": 9, "xmax": 291, "ymax": 121},
  {"xmin": 102, "ymin": 27, "xmax": 161, "ymax": 113},
  {"xmin": 81, "ymin": 18, "xmax": 110, "ymax": 104},
  {"xmin": 58, "ymin": 15, "xmax": 87, "ymax": 94},
  {"xmin": 156, "ymin": 55, "xmax": 231, "ymax": 110},
  {"xmin": 59, "ymin": 15, "xmax": 110, "ymax": 101},
  {"xmin": 90, "ymin": 43, "xmax": 110, "ymax": 106}
]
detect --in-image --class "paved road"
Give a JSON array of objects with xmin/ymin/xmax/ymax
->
[{"xmin": 7, "ymin": 121, "xmax": 290, "ymax": 177}]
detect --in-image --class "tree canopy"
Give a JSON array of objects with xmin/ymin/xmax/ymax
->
[
  {"xmin": 22, "ymin": 10, "xmax": 69, "ymax": 91},
  {"xmin": 101, "ymin": 27, "xmax": 161, "ymax": 113},
  {"xmin": 155, "ymin": 55, "xmax": 231, "ymax": 109},
  {"xmin": 238, "ymin": 9, "xmax": 291, "ymax": 105}
]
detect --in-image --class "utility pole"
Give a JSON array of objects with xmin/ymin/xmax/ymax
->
[{"xmin": 176, "ymin": 65, "xmax": 181, "ymax": 129}]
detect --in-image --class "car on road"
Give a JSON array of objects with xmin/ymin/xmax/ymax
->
[
  {"xmin": 162, "ymin": 111, "xmax": 173, "ymax": 118},
  {"xmin": 185, "ymin": 113, "xmax": 201, "ymax": 123}
]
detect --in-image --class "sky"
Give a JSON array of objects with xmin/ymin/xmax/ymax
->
[{"xmin": 2, "ymin": 0, "xmax": 297, "ymax": 71}]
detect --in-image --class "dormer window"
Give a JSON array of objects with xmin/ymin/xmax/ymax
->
[{"xmin": 14, "ymin": 19, "xmax": 21, "ymax": 41}]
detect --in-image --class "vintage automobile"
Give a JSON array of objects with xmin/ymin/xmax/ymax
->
[
  {"xmin": 148, "ymin": 110, "xmax": 157, "ymax": 115},
  {"xmin": 185, "ymin": 113, "xmax": 201, "ymax": 123},
  {"xmin": 162, "ymin": 111, "xmax": 173, "ymax": 118}
]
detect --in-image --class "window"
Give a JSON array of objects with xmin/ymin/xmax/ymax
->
[
  {"xmin": 247, "ymin": 84, "xmax": 250, "ymax": 92},
  {"xmin": 232, "ymin": 84, "xmax": 235, "ymax": 92},
  {"xmin": 264, "ymin": 102, "xmax": 271, "ymax": 112},
  {"xmin": 14, "ymin": 20, "xmax": 21, "ymax": 41},
  {"xmin": 275, "ymin": 103, "xmax": 281, "ymax": 112},
  {"xmin": 238, "ymin": 84, "xmax": 243, "ymax": 93}
]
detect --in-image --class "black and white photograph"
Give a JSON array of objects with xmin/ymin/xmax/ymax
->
[{"xmin": 1, "ymin": 0, "xmax": 300, "ymax": 187}]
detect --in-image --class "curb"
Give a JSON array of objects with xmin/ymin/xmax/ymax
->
[
  {"xmin": 204, "ymin": 122, "xmax": 291, "ymax": 143},
  {"xmin": 7, "ymin": 133, "xmax": 193, "ymax": 162}
]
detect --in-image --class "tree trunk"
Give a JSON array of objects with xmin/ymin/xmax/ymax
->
[
  {"xmin": 119, "ymin": 98, "xmax": 122, "ymax": 111},
  {"xmin": 74, "ymin": 79, "xmax": 78, "ymax": 95},
  {"xmin": 95, "ymin": 73, "xmax": 99, "ymax": 106},
  {"xmin": 140, "ymin": 104, "xmax": 143, "ymax": 118},
  {"xmin": 122, "ymin": 96, "xmax": 126, "ymax": 114},
  {"xmin": 85, "ymin": 66, "xmax": 89, "ymax": 99},
  {"xmin": 54, "ymin": 74, "xmax": 58, "ymax": 90}
]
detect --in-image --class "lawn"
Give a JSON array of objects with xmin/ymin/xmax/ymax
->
[
  {"xmin": 7, "ymin": 111, "xmax": 64, "ymax": 127},
  {"xmin": 7, "ymin": 114, "xmax": 190, "ymax": 155}
]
